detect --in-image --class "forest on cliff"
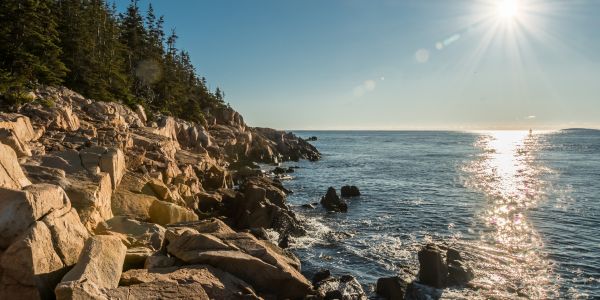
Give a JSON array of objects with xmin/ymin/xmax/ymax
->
[{"xmin": 0, "ymin": 0, "xmax": 224, "ymax": 123}]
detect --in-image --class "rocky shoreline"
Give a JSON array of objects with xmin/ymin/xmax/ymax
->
[{"xmin": 0, "ymin": 86, "xmax": 473, "ymax": 299}]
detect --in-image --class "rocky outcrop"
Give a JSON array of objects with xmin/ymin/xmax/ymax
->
[
  {"xmin": 0, "ymin": 85, "xmax": 321, "ymax": 299},
  {"xmin": 312, "ymin": 270, "xmax": 367, "ymax": 300},
  {"xmin": 0, "ymin": 143, "xmax": 32, "ymax": 189},
  {"xmin": 321, "ymin": 187, "xmax": 348, "ymax": 212},
  {"xmin": 0, "ymin": 184, "xmax": 88, "ymax": 300},
  {"xmin": 55, "ymin": 235, "xmax": 127, "ymax": 300},
  {"xmin": 341, "ymin": 185, "xmax": 361, "ymax": 197},
  {"xmin": 119, "ymin": 265, "xmax": 257, "ymax": 299}
]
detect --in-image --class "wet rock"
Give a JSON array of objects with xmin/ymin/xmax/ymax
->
[
  {"xmin": 55, "ymin": 235, "xmax": 127, "ymax": 300},
  {"xmin": 320, "ymin": 187, "xmax": 348, "ymax": 212},
  {"xmin": 418, "ymin": 244, "xmax": 447, "ymax": 288},
  {"xmin": 340, "ymin": 185, "xmax": 361, "ymax": 197},
  {"xmin": 313, "ymin": 272, "xmax": 367, "ymax": 300},
  {"xmin": 405, "ymin": 281, "xmax": 443, "ymax": 300},
  {"xmin": 447, "ymin": 259, "xmax": 474, "ymax": 286},
  {"xmin": 376, "ymin": 275, "xmax": 411, "ymax": 300}
]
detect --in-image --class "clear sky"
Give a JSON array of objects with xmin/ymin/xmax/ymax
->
[{"xmin": 115, "ymin": 0, "xmax": 600, "ymax": 130}]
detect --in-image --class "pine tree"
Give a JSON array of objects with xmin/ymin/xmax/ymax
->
[{"xmin": 0, "ymin": 0, "xmax": 67, "ymax": 104}]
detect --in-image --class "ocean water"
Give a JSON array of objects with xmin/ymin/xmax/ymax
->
[{"xmin": 277, "ymin": 130, "xmax": 600, "ymax": 299}]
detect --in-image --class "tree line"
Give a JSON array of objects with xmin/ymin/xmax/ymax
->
[{"xmin": 0, "ymin": 0, "xmax": 226, "ymax": 123}]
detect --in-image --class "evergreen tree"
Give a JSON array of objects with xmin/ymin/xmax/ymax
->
[{"xmin": 0, "ymin": 0, "xmax": 67, "ymax": 104}]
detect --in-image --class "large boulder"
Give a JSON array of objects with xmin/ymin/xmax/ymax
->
[
  {"xmin": 340, "ymin": 185, "xmax": 361, "ymax": 197},
  {"xmin": 376, "ymin": 275, "xmax": 412, "ymax": 300},
  {"xmin": 312, "ymin": 270, "xmax": 367, "ymax": 300},
  {"xmin": 418, "ymin": 244, "xmax": 447, "ymax": 288},
  {"xmin": 180, "ymin": 250, "xmax": 312, "ymax": 299},
  {"xmin": 55, "ymin": 235, "xmax": 127, "ymax": 300},
  {"xmin": 320, "ymin": 187, "xmax": 348, "ymax": 212},
  {"xmin": 149, "ymin": 200, "xmax": 198, "ymax": 225},
  {"xmin": 106, "ymin": 281, "xmax": 209, "ymax": 299},
  {"xmin": 64, "ymin": 171, "xmax": 113, "ymax": 231},
  {"xmin": 0, "ymin": 128, "xmax": 32, "ymax": 157},
  {"xmin": 0, "ymin": 222, "xmax": 65, "ymax": 299},
  {"xmin": 111, "ymin": 172, "xmax": 157, "ymax": 221},
  {"xmin": 95, "ymin": 216, "xmax": 166, "ymax": 251},
  {"xmin": 0, "ymin": 143, "xmax": 32, "ymax": 189},
  {"xmin": 79, "ymin": 146, "xmax": 126, "ymax": 190},
  {"xmin": 0, "ymin": 113, "xmax": 38, "ymax": 143},
  {"xmin": 0, "ymin": 184, "xmax": 70, "ymax": 248},
  {"xmin": 119, "ymin": 265, "xmax": 258, "ymax": 299}
]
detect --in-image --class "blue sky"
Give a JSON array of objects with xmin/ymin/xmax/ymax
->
[{"xmin": 115, "ymin": 0, "xmax": 600, "ymax": 130}]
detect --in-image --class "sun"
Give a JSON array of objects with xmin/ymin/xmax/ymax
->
[{"xmin": 496, "ymin": 0, "xmax": 520, "ymax": 19}]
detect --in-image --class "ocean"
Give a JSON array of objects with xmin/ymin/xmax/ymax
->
[{"xmin": 275, "ymin": 130, "xmax": 600, "ymax": 299}]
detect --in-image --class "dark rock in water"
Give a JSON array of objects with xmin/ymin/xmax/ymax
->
[
  {"xmin": 286, "ymin": 167, "xmax": 295, "ymax": 173},
  {"xmin": 278, "ymin": 234, "xmax": 290, "ymax": 249},
  {"xmin": 313, "ymin": 271, "xmax": 366, "ymax": 300},
  {"xmin": 340, "ymin": 185, "xmax": 360, "ymax": 197},
  {"xmin": 306, "ymin": 136, "xmax": 318, "ymax": 141},
  {"xmin": 301, "ymin": 202, "xmax": 317, "ymax": 209},
  {"xmin": 312, "ymin": 269, "xmax": 332, "ymax": 285},
  {"xmin": 247, "ymin": 227, "xmax": 270, "ymax": 240},
  {"xmin": 272, "ymin": 166, "xmax": 287, "ymax": 174},
  {"xmin": 376, "ymin": 275, "xmax": 411, "ymax": 300},
  {"xmin": 320, "ymin": 187, "xmax": 348, "ymax": 212},
  {"xmin": 418, "ymin": 244, "xmax": 447, "ymax": 288},
  {"xmin": 406, "ymin": 281, "xmax": 443, "ymax": 300},
  {"xmin": 447, "ymin": 260, "xmax": 474, "ymax": 286},
  {"xmin": 446, "ymin": 247, "xmax": 461, "ymax": 265}
]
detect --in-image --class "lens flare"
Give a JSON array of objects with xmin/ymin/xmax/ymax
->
[{"xmin": 496, "ymin": 0, "xmax": 520, "ymax": 19}]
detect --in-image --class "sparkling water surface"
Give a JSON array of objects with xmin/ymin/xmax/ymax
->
[{"xmin": 276, "ymin": 130, "xmax": 600, "ymax": 299}]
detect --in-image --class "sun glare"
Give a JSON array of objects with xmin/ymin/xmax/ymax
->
[{"xmin": 496, "ymin": 0, "xmax": 520, "ymax": 19}]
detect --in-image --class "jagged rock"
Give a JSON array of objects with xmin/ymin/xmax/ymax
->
[
  {"xmin": 0, "ymin": 183, "xmax": 70, "ymax": 248},
  {"xmin": 445, "ymin": 248, "xmax": 474, "ymax": 287},
  {"xmin": 144, "ymin": 254, "xmax": 177, "ymax": 269},
  {"xmin": 124, "ymin": 247, "xmax": 155, "ymax": 270},
  {"xmin": 376, "ymin": 275, "xmax": 411, "ymax": 300},
  {"xmin": 118, "ymin": 265, "xmax": 257, "ymax": 299},
  {"xmin": 79, "ymin": 146, "xmax": 126, "ymax": 190},
  {"xmin": 0, "ymin": 113, "xmax": 38, "ymax": 143},
  {"xmin": 341, "ymin": 185, "xmax": 361, "ymax": 197},
  {"xmin": 149, "ymin": 200, "xmax": 199, "ymax": 225},
  {"xmin": 41, "ymin": 208, "xmax": 89, "ymax": 266},
  {"xmin": 321, "ymin": 187, "xmax": 348, "ymax": 212},
  {"xmin": 134, "ymin": 104, "xmax": 147, "ymax": 124},
  {"xmin": 313, "ymin": 272, "xmax": 367, "ymax": 300},
  {"xmin": 111, "ymin": 172, "xmax": 157, "ymax": 220},
  {"xmin": 55, "ymin": 235, "xmax": 127, "ymax": 300},
  {"xmin": 0, "ymin": 222, "xmax": 65, "ymax": 300},
  {"xmin": 0, "ymin": 143, "xmax": 32, "ymax": 189},
  {"xmin": 142, "ymin": 178, "xmax": 186, "ymax": 206},
  {"xmin": 167, "ymin": 218, "xmax": 236, "ymax": 236},
  {"xmin": 418, "ymin": 244, "xmax": 447, "ymax": 288},
  {"xmin": 107, "ymin": 280, "xmax": 209, "ymax": 299},
  {"xmin": 166, "ymin": 231, "xmax": 233, "ymax": 262},
  {"xmin": 21, "ymin": 165, "xmax": 69, "ymax": 188},
  {"xmin": 64, "ymin": 171, "xmax": 113, "ymax": 231},
  {"xmin": 51, "ymin": 104, "xmax": 80, "ymax": 131},
  {"xmin": 179, "ymin": 250, "xmax": 312, "ymax": 298},
  {"xmin": 0, "ymin": 128, "xmax": 32, "ymax": 157},
  {"xmin": 95, "ymin": 216, "xmax": 166, "ymax": 251}
]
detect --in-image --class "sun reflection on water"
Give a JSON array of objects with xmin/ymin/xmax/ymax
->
[{"xmin": 462, "ymin": 131, "xmax": 559, "ymax": 298}]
